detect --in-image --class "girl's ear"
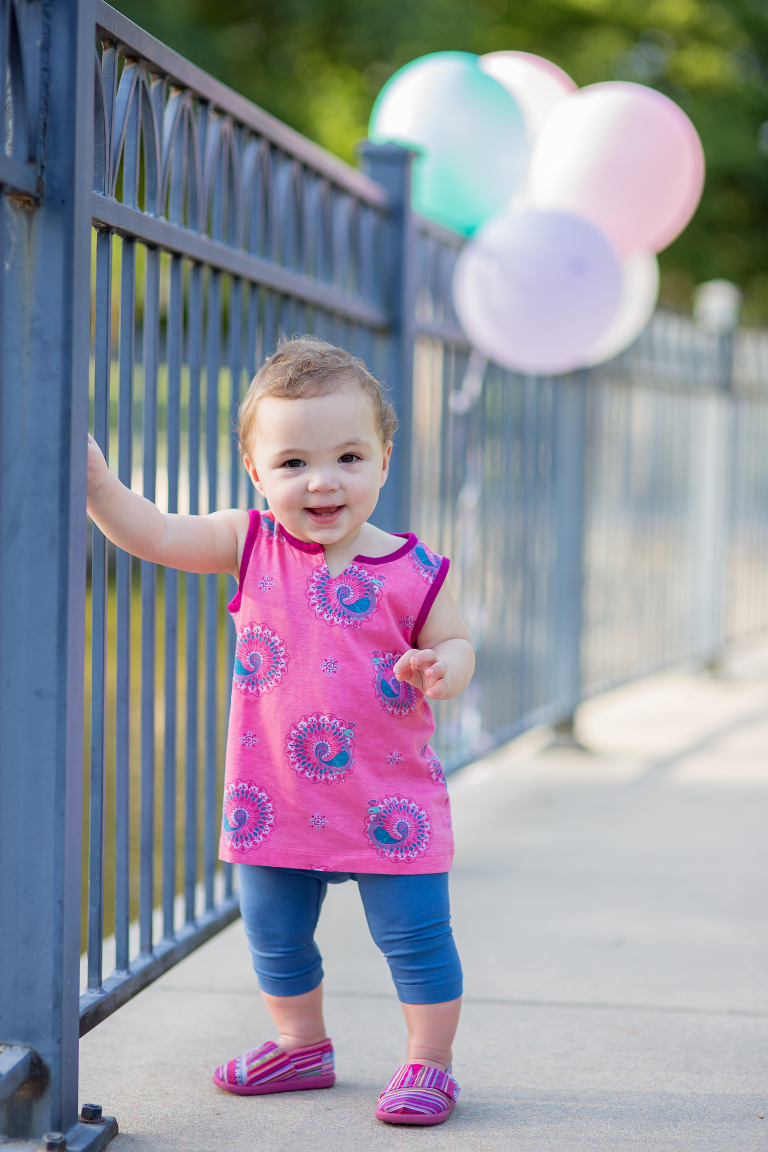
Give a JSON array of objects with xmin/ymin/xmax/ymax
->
[
  {"xmin": 379, "ymin": 440, "xmax": 393, "ymax": 489},
  {"xmin": 243, "ymin": 454, "xmax": 266, "ymax": 498}
]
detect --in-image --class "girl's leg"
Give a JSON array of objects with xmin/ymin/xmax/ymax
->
[
  {"xmin": 357, "ymin": 872, "xmax": 463, "ymax": 1070},
  {"xmin": 238, "ymin": 864, "xmax": 330, "ymax": 1048},
  {"xmin": 261, "ymin": 985, "xmax": 326, "ymax": 1052},
  {"xmin": 399, "ymin": 998, "xmax": 462, "ymax": 1072}
]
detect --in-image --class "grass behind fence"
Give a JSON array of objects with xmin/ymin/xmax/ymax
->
[{"xmin": 81, "ymin": 565, "xmax": 233, "ymax": 956}]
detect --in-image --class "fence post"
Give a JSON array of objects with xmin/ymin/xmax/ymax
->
[
  {"xmin": 359, "ymin": 141, "xmax": 416, "ymax": 534},
  {"xmin": 551, "ymin": 372, "xmax": 589, "ymax": 742},
  {"xmin": 689, "ymin": 342, "xmax": 734, "ymax": 665},
  {"xmin": 689, "ymin": 283, "xmax": 740, "ymax": 667},
  {"xmin": 0, "ymin": 1, "xmax": 114, "ymax": 1146}
]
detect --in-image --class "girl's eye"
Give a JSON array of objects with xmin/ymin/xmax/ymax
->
[
  {"xmin": 338, "ymin": 453, "xmax": 359, "ymax": 464},
  {"xmin": 282, "ymin": 459, "xmax": 304, "ymax": 469}
]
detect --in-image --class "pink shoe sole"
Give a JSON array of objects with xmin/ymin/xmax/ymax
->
[
  {"xmin": 213, "ymin": 1071, "xmax": 335, "ymax": 1096},
  {"xmin": 375, "ymin": 1098, "xmax": 455, "ymax": 1125}
]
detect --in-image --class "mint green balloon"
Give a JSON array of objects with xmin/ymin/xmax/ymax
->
[{"xmin": 369, "ymin": 51, "xmax": 528, "ymax": 235}]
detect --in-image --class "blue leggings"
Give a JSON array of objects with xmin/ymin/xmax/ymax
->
[{"xmin": 238, "ymin": 865, "xmax": 463, "ymax": 1005}]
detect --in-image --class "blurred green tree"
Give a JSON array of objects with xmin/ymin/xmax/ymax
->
[{"xmin": 111, "ymin": 0, "xmax": 768, "ymax": 320}]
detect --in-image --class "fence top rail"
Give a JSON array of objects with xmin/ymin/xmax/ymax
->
[
  {"xmin": 95, "ymin": 0, "xmax": 389, "ymax": 210},
  {"xmin": 413, "ymin": 213, "xmax": 464, "ymax": 249}
]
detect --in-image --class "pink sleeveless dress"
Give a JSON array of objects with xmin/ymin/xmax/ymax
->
[{"xmin": 218, "ymin": 510, "xmax": 454, "ymax": 875}]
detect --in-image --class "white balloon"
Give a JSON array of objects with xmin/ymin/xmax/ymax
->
[
  {"xmin": 581, "ymin": 251, "xmax": 659, "ymax": 367},
  {"xmin": 452, "ymin": 209, "xmax": 622, "ymax": 376},
  {"xmin": 479, "ymin": 51, "xmax": 576, "ymax": 137}
]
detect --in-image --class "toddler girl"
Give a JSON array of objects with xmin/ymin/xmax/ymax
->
[{"xmin": 86, "ymin": 336, "xmax": 475, "ymax": 1125}]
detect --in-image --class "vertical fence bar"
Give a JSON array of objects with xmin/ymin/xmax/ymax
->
[
  {"xmin": 519, "ymin": 375, "xmax": 538, "ymax": 722},
  {"xmin": 115, "ymin": 236, "xmax": 136, "ymax": 970},
  {"xmin": 204, "ymin": 266, "xmax": 222, "ymax": 911},
  {"xmin": 140, "ymin": 243, "xmax": 160, "ymax": 954},
  {"xmin": 690, "ymin": 330, "xmax": 734, "ymax": 664},
  {"xmin": 551, "ymin": 372, "xmax": 589, "ymax": 737},
  {"xmin": 87, "ymin": 226, "xmax": 113, "ymax": 992},
  {"xmin": 163, "ymin": 251, "xmax": 183, "ymax": 940},
  {"xmin": 224, "ymin": 277, "xmax": 243, "ymax": 899},
  {"xmin": 114, "ymin": 68, "xmax": 141, "ymax": 972},
  {"xmin": 0, "ymin": 0, "xmax": 95, "ymax": 1139},
  {"xmin": 360, "ymin": 142, "xmax": 415, "ymax": 534},
  {"xmin": 185, "ymin": 262, "xmax": 203, "ymax": 923},
  {"xmin": 245, "ymin": 282, "xmax": 259, "ymax": 511}
]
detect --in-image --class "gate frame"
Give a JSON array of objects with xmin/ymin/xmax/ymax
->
[{"xmin": 0, "ymin": 0, "xmax": 111, "ymax": 1144}]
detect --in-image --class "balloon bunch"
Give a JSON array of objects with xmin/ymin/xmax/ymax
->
[{"xmin": 370, "ymin": 51, "xmax": 705, "ymax": 375}]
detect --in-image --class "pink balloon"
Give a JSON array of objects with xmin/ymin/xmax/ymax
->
[{"xmin": 527, "ymin": 82, "xmax": 705, "ymax": 256}]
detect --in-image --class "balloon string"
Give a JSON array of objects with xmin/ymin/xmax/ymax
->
[{"xmin": 449, "ymin": 350, "xmax": 488, "ymax": 413}]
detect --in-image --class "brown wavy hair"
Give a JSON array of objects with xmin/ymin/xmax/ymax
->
[{"xmin": 238, "ymin": 334, "xmax": 398, "ymax": 458}]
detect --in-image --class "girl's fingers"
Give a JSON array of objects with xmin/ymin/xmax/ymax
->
[
  {"xmin": 393, "ymin": 650, "xmax": 414, "ymax": 667},
  {"xmin": 395, "ymin": 650, "xmax": 447, "ymax": 694},
  {"xmin": 393, "ymin": 650, "xmax": 417, "ymax": 678},
  {"xmin": 426, "ymin": 678, "xmax": 449, "ymax": 699}
]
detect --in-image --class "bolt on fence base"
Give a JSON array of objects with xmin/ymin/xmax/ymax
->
[
  {"xmin": 0, "ymin": 1114, "xmax": 117, "ymax": 1152},
  {"xmin": 550, "ymin": 715, "xmax": 588, "ymax": 751}
]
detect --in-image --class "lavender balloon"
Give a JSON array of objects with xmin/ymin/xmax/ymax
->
[{"xmin": 452, "ymin": 210, "xmax": 621, "ymax": 375}]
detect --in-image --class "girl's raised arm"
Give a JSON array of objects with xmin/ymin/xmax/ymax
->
[
  {"xmin": 86, "ymin": 434, "xmax": 249, "ymax": 579},
  {"xmin": 392, "ymin": 580, "xmax": 475, "ymax": 701}
]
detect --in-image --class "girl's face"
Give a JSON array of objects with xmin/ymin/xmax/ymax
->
[{"xmin": 243, "ymin": 382, "xmax": 392, "ymax": 548}]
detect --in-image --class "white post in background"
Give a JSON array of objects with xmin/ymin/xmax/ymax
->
[{"xmin": 690, "ymin": 280, "xmax": 741, "ymax": 663}]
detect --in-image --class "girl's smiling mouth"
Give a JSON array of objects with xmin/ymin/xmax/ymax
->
[{"xmin": 305, "ymin": 505, "xmax": 344, "ymax": 523}]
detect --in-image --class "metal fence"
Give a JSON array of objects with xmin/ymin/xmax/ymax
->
[
  {"xmin": 4, "ymin": 0, "xmax": 768, "ymax": 1146},
  {"xmin": 80, "ymin": 2, "xmax": 401, "ymax": 1043},
  {"xmin": 410, "ymin": 300, "xmax": 768, "ymax": 767}
]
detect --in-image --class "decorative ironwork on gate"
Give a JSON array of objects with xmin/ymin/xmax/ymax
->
[{"xmin": 81, "ymin": 1, "xmax": 397, "ymax": 1037}]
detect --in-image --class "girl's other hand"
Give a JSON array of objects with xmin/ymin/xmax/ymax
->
[
  {"xmin": 393, "ymin": 649, "xmax": 451, "ymax": 700},
  {"xmin": 87, "ymin": 432, "xmax": 109, "ymax": 495}
]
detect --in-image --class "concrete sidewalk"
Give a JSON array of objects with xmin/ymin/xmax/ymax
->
[{"xmin": 80, "ymin": 641, "xmax": 768, "ymax": 1150}]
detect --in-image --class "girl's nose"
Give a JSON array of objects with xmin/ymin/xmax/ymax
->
[{"xmin": 307, "ymin": 469, "xmax": 340, "ymax": 493}]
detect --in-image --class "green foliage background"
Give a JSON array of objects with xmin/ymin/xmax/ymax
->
[{"xmin": 112, "ymin": 0, "xmax": 768, "ymax": 321}]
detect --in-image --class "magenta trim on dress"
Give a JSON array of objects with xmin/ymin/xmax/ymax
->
[
  {"xmin": 228, "ymin": 509, "xmax": 261, "ymax": 614},
  {"xmin": 279, "ymin": 524, "xmax": 416, "ymax": 566},
  {"xmin": 410, "ymin": 557, "xmax": 450, "ymax": 647},
  {"xmin": 280, "ymin": 523, "xmax": 324, "ymax": 554},
  {"xmin": 355, "ymin": 533, "xmax": 415, "ymax": 566}
]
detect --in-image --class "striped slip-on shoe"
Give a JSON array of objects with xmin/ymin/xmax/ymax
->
[
  {"xmin": 375, "ymin": 1062, "xmax": 460, "ymax": 1125},
  {"xmin": 213, "ymin": 1038, "xmax": 335, "ymax": 1096}
]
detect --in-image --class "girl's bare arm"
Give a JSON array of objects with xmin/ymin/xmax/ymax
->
[
  {"xmin": 393, "ymin": 580, "xmax": 475, "ymax": 701},
  {"xmin": 87, "ymin": 434, "xmax": 249, "ymax": 578}
]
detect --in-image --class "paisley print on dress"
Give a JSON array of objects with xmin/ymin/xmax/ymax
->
[
  {"xmin": 419, "ymin": 742, "xmax": 445, "ymax": 786},
  {"xmin": 409, "ymin": 540, "xmax": 442, "ymax": 584},
  {"xmin": 233, "ymin": 623, "xmax": 288, "ymax": 695},
  {"xmin": 364, "ymin": 795, "xmax": 432, "ymax": 863},
  {"xmin": 285, "ymin": 713, "xmax": 356, "ymax": 783},
  {"xmin": 372, "ymin": 651, "xmax": 417, "ymax": 719},
  {"xmin": 306, "ymin": 563, "xmax": 384, "ymax": 628},
  {"xmin": 221, "ymin": 780, "xmax": 275, "ymax": 852},
  {"xmin": 258, "ymin": 515, "xmax": 285, "ymax": 543}
]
